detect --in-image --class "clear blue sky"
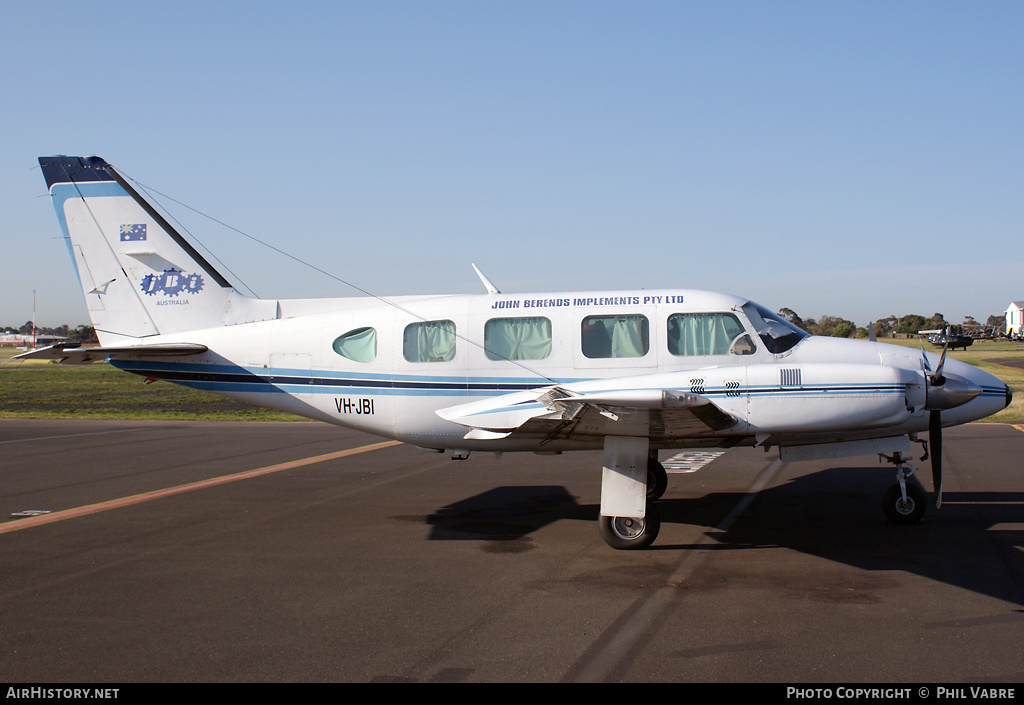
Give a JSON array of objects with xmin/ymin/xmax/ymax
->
[{"xmin": 2, "ymin": 1, "xmax": 1021, "ymax": 329}]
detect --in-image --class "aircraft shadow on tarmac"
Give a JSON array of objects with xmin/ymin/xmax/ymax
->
[{"xmin": 425, "ymin": 466, "xmax": 1024, "ymax": 606}]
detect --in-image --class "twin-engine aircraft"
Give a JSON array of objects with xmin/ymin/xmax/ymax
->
[{"xmin": 22, "ymin": 156, "xmax": 1012, "ymax": 549}]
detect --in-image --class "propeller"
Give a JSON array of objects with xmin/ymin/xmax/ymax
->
[
  {"xmin": 922, "ymin": 339, "xmax": 947, "ymax": 508},
  {"xmin": 930, "ymin": 337, "xmax": 948, "ymax": 386},
  {"xmin": 920, "ymin": 338, "xmax": 962, "ymax": 509},
  {"xmin": 929, "ymin": 408, "xmax": 943, "ymax": 508}
]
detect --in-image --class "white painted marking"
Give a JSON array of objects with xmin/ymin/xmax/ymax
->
[{"xmin": 662, "ymin": 450, "xmax": 725, "ymax": 473}]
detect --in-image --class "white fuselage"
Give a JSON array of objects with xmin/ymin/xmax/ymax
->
[
  {"xmin": 108, "ymin": 288, "xmax": 1010, "ymax": 454},
  {"xmin": 36, "ymin": 155, "xmax": 1013, "ymax": 546}
]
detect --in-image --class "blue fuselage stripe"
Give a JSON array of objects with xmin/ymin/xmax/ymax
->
[{"xmin": 109, "ymin": 360, "xmax": 924, "ymax": 401}]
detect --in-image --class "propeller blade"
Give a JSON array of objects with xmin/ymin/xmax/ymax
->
[
  {"xmin": 932, "ymin": 340, "xmax": 948, "ymax": 386},
  {"xmin": 929, "ymin": 410, "xmax": 943, "ymax": 509}
]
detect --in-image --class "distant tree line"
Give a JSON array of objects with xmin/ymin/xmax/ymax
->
[
  {"xmin": 778, "ymin": 310, "xmax": 1007, "ymax": 339},
  {"xmin": 4, "ymin": 312, "xmax": 1011, "ymax": 344},
  {"xmin": 2, "ymin": 322, "xmax": 95, "ymax": 341}
]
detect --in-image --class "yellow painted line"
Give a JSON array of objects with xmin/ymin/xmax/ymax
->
[
  {"xmin": 1014, "ymin": 424, "xmax": 1024, "ymax": 434},
  {"xmin": 0, "ymin": 439, "xmax": 402, "ymax": 535}
]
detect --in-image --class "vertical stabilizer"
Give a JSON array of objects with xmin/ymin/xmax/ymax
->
[{"xmin": 38, "ymin": 156, "xmax": 275, "ymax": 344}]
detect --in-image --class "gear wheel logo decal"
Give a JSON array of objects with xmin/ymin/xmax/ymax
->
[{"xmin": 141, "ymin": 270, "xmax": 205, "ymax": 297}]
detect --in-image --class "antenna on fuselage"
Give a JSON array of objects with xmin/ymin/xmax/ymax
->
[{"xmin": 472, "ymin": 264, "xmax": 501, "ymax": 295}]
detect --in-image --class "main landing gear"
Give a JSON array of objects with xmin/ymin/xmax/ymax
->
[
  {"xmin": 646, "ymin": 455, "xmax": 668, "ymax": 501},
  {"xmin": 599, "ymin": 510, "xmax": 661, "ymax": 550},
  {"xmin": 880, "ymin": 451, "xmax": 926, "ymax": 525},
  {"xmin": 597, "ymin": 438, "xmax": 668, "ymax": 550},
  {"xmin": 597, "ymin": 456, "xmax": 669, "ymax": 549}
]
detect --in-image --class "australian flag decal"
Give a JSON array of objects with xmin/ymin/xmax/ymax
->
[{"xmin": 120, "ymin": 224, "xmax": 147, "ymax": 242}]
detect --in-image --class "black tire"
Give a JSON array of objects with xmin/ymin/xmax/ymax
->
[
  {"xmin": 598, "ymin": 504, "xmax": 661, "ymax": 550},
  {"xmin": 647, "ymin": 457, "xmax": 668, "ymax": 501},
  {"xmin": 882, "ymin": 483, "xmax": 926, "ymax": 524}
]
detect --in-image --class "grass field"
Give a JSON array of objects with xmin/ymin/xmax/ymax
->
[
  {"xmin": 0, "ymin": 347, "xmax": 303, "ymax": 421},
  {"xmin": 1, "ymin": 339, "xmax": 1022, "ymax": 423}
]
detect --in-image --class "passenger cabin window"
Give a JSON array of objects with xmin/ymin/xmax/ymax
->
[
  {"xmin": 332, "ymin": 327, "xmax": 377, "ymax": 363},
  {"xmin": 403, "ymin": 320, "xmax": 456, "ymax": 362},
  {"xmin": 581, "ymin": 315, "xmax": 649, "ymax": 359},
  {"xmin": 667, "ymin": 313, "xmax": 748, "ymax": 356},
  {"xmin": 484, "ymin": 316, "xmax": 552, "ymax": 361}
]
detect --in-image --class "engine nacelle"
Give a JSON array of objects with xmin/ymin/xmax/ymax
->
[{"xmin": 747, "ymin": 363, "xmax": 915, "ymax": 434}]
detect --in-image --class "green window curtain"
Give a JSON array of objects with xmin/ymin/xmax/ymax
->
[
  {"xmin": 582, "ymin": 315, "xmax": 649, "ymax": 359},
  {"xmin": 667, "ymin": 313, "xmax": 745, "ymax": 356},
  {"xmin": 403, "ymin": 320, "xmax": 456, "ymax": 362},
  {"xmin": 484, "ymin": 317, "xmax": 552, "ymax": 361},
  {"xmin": 332, "ymin": 327, "xmax": 377, "ymax": 363}
]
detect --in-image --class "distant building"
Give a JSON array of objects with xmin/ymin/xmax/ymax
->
[
  {"xmin": 1006, "ymin": 301, "xmax": 1024, "ymax": 337},
  {"xmin": 0, "ymin": 332, "xmax": 35, "ymax": 346},
  {"xmin": 0, "ymin": 332, "xmax": 66, "ymax": 347}
]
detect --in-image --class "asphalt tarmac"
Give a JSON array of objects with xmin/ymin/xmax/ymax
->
[{"xmin": 1, "ymin": 419, "xmax": 1022, "ymax": 683}]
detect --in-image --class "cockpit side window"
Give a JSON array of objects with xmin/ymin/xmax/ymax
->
[
  {"xmin": 667, "ymin": 313, "xmax": 747, "ymax": 356},
  {"xmin": 729, "ymin": 334, "xmax": 757, "ymax": 355},
  {"xmin": 741, "ymin": 303, "xmax": 809, "ymax": 354}
]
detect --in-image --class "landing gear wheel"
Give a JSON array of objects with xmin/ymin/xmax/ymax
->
[
  {"xmin": 647, "ymin": 457, "xmax": 668, "ymax": 501},
  {"xmin": 882, "ymin": 483, "xmax": 926, "ymax": 524},
  {"xmin": 599, "ymin": 504, "xmax": 661, "ymax": 550}
]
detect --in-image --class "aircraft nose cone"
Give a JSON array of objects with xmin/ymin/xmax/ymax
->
[{"xmin": 1007, "ymin": 383, "xmax": 1014, "ymax": 410}]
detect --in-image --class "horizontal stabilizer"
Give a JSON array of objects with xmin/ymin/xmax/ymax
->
[{"xmin": 14, "ymin": 342, "xmax": 208, "ymax": 365}]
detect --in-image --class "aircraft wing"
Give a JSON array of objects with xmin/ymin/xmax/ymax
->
[
  {"xmin": 13, "ymin": 342, "xmax": 208, "ymax": 365},
  {"xmin": 437, "ymin": 385, "xmax": 736, "ymax": 443}
]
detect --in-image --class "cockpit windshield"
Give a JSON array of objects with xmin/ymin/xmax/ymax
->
[{"xmin": 740, "ymin": 302, "xmax": 809, "ymax": 354}]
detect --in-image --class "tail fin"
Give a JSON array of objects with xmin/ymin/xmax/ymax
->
[{"xmin": 39, "ymin": 156, "xmax": 275, "ymax": 344}]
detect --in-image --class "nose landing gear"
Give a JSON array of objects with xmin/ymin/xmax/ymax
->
[{"xmin": 879, "ymin": 451, "xmax": 926, "ymax": 524}]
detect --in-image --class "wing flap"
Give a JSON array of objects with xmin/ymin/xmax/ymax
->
[{"xmin": 439, "ymin": 385, "xmax": 737, "ymax": 442}]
